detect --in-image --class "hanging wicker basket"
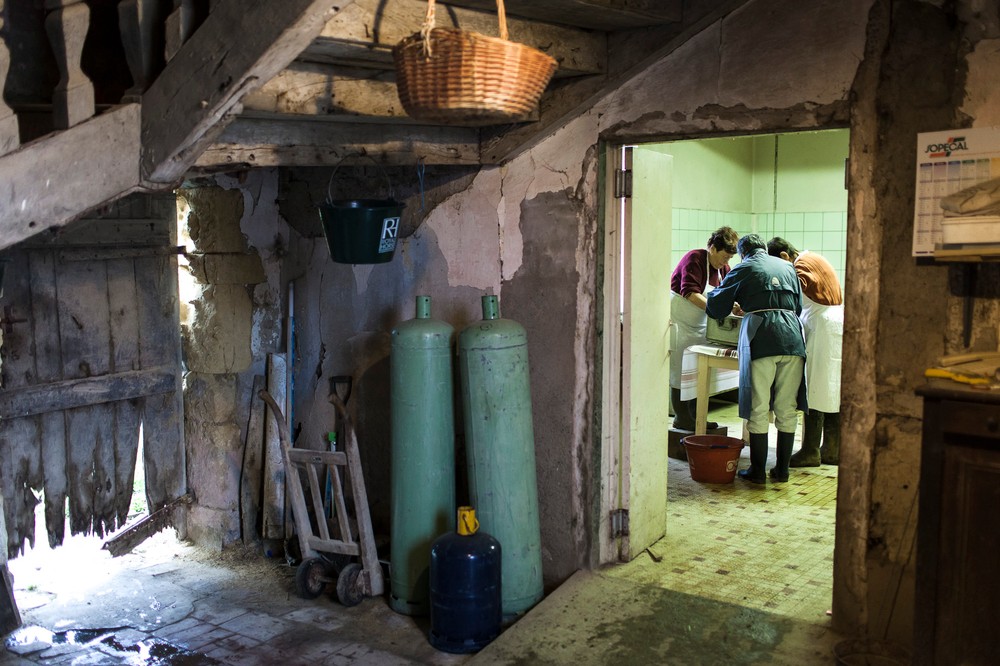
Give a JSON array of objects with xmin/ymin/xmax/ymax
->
[{"xmin": 392, "ymin": 0, "xmax": 558, "ymax": 125}]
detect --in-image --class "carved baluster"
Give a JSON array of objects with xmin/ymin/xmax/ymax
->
[
  {"xmin": 45, "ymin": 0, "xmax": 95, "ymax": 129},
  {"xmin": 0, "ymin": 4, "xmax": 20, "ymax": 155},
  {"xmin": 118, "ymin": 0, "xmax": 162, "ymax": 102},
  {"xmin": 165, "ymin": 0, "xmax": 200, "ymax": 63}
]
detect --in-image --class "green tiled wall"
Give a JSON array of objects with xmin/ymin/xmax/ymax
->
[
  {"xmin": 670, "ymin": 209, "xmax": 753, "ymax": 271},
  {"xmin": 757, "ymin": 211, "xmax": 847, "ymax": 288},
  {"xmin": 670, "ymin": 209, "xmax": 847, "ymax": 289}
]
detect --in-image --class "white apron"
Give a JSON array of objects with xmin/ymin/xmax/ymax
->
[
  {"xmin": 800, "ymin": 294, "xmax": 844, "ymax": 413},
  {"xmin": 668, "ymin": 283, "xmax": 713, "ymax": 388}
]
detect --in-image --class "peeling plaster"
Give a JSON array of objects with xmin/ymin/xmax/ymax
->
[
  {"xmin": 352, "ymin": 264, "xmax": 375, "ymax": 295},
  {"xmin": 962, "ymin": 39, "xmax": 1000, "ymax": 125},
  {"xmin": 569, "ymin": 143, "xmax": 601, "ymax": 561},
  {"xmin": 500, "ymin": 115, "xmax": 597, "ymax": 281},
  {"xmin": 601, "ymin": 24, "xmax": 722, "ymax": 124},
  {"xmin": 426, "ymin": 167, "xmax": 502, "ymax": 292}
]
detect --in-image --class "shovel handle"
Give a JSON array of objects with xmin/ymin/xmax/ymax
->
[{"xmin": 330, "ymin": 375, "xmax": 353, "ymax": 405}]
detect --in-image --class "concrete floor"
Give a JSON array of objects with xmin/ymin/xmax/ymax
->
[{"xmin": 2, "ymin": 403, "xmax": 849, "ymax": 665}]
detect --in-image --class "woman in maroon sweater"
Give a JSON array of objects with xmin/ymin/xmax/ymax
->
[{"xmin": 668, "ymin": 226, "xmax": 740, "ymax": 430}]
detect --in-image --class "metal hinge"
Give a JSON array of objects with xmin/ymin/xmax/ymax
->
[
  {"xmin": 614, "ymin": 168, "xmax": 632, "ymax": 199},
  {"xmin": 610, "ymin": 508, "xmax": 629, "ymax": 537}
]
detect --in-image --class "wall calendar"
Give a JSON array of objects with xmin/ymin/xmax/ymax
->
[{"xmin": 912, "ymin": 126, "xmax": 1000, "ymax": 257}]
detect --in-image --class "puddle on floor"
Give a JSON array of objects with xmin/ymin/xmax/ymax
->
[{"xmin": 5, "ymin": 624, "xmax": 220, "ymax": 664}]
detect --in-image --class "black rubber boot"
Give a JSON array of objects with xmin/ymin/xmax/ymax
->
[
  {"xmin": 821, "ymin": 411, "xmax": 841, "ymax": 465},
  {"xmin": 671, "ymin": 388, "xmax": 719, "ymax": 431},
  {"xmin": 738, "ymin": 433, "xmax": 768, "ymax": 484},
  {"xmin": 770, "ymin": 430, "xmax": 795, "ymax": 482},
  {"xmin": 670, "ymin": 387, "xmax": 695, "ymax": 430},
  {"xmin": 790, "ymin": 410, "xmax": 822, "ymax": 467}
]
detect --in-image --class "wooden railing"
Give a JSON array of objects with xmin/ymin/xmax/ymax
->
[{"xmin": 0, "ymin": 0, "xmax": 209, "ymax": 159}]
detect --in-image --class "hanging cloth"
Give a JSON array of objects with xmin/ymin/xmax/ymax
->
[{"xmin": 669, "ymin": 278, "xmax": 714, "ymax": 387}]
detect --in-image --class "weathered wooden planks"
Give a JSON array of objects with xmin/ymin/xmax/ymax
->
[
  {"xmin": 27, "ymin": 250, "xmax": 67, "ymax": 548},
  {"xmin": 0, "ymin": 251, "xmax": 42, "ymax": 555},
  {"xmin": 107, "ymin": 258, "xmax": 142, "ymax": 527},
  {"xmin": 437, "ymin": 0, "xmax": 681, "ymax": 31},
  {"xmin": 57, "ymin": 259, "xmax": 117, "ymax": 537},
  {"xmin": 0, "ymin": 368, "xmax": 176, "ymax": 419},
  {"xmin": 0, "ymin": 197, "xmax": 184, "ymax": 554},
  {"xmin": 140, "ymin": 0, "xmax": 354, "ymax": 184},
  {"xmin": 196, "ymin": 117, "xmax": 480, "ymax": 169},
  {"xmin": 135, "ymin": 253, "xmax": 185, "ymax": 513},
  {"xmin": 0, "ymin": 105, "xmax": 141, "ymax": 253},
  {"xmin": 306, "ymin": 0, "xmax": 604, "ymax": 76}
]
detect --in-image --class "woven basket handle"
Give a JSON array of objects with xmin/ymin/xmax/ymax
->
[{"xmin": 421, "ymin": 0, "xmax": 509, "ymax": 51}]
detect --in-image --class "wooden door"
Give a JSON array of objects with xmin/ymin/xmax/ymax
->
[
  {"xmin": 620, "ymin": 145, "xmax": 674, "ymax": 560},
  {"xmin": 0, "ymin": 194, "xmax": 185, "ymax": 555}
]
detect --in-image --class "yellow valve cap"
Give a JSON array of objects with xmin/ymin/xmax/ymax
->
[{"xmin": 457, "ymin": 506, "xmax": 479, "ymax": 536}]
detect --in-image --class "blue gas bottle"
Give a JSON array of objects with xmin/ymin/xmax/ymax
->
[{"xmin": 429, "ymin": 506, "xmax": 502, "ymax": 654}]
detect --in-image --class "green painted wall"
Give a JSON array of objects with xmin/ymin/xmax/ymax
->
[
  {"xmin": 772, "ymin": 131, "xmax": 849, "ymax": 213},
  {"xmin": 660, "ymin": 138, "xmax": 754, "ymax": 211}
]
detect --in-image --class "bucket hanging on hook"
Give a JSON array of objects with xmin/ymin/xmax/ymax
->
[{"xmin": 318, "ymin": 155, "xmax": 405, "ymax": 264}]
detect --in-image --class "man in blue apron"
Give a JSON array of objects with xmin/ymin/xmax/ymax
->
[
  {"xmin": 668, "ymin": 227, "xmax": 739, "ymax": 430},
  {"xmin": 706, "ymin": 234, "xmax": 807, "ymax": 484}
]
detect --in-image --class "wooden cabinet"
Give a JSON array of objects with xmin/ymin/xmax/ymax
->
[{"xmin": 914, "ymin": 383, "xmax": 1000, "ymax": 666}]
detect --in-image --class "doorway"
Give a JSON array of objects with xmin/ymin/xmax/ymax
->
[{"xmin": 600, "ymin": 130, "xmax": 849, "ymax": 620}]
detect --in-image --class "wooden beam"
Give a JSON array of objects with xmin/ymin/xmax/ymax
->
[
  {"xmin": 140, "ymin": 0, "xmax": 355, "ymax": 185},
  {"xmin": 302, "ymin": 0, "xmax": 604, "ymax": 77},
  {"xmin": 243, "ymin": 63, "xmax": 405, "ymax": 118},
  {"xmin": 243, "ymin": 61, "xmax": 542, "ymax": 123},
  {"xmin": 480, "ymin": 0, "xmax": 751, "ymax": 164},
  {"xmin": 102, "ymin": 494, "xmax": 192, "ymax": 557},
  {"xmin": 194, "ymin": 117, "xmax": 481, "ymax": 169},
  {"xmin": 440, "ymin": 0, "xmax": 682, "ymax": 30},
  {"xmin": 0, "ymin": 104, "xmax": 141, "ymax": 252},
  {"xmin": 0, "ymin": 367, "xmax": 176, "ymax": 419}
]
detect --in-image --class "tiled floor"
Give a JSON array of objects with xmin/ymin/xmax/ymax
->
[{"xmin": 606, "ymin": 401, "xmax": 838, "ymax": 623}]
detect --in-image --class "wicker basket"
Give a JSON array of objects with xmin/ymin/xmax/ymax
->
[{"xmin": 392, "ymin": 0, "xmax": 558, "ymax": 124}]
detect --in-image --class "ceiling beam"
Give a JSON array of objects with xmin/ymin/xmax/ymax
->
[
  {"xmin": 194, "ymin": 117, "xmax": 481, "ymax": 170},
  {"xmin": 140, "ymin": 0, "xmax": 353, "ymax": 186},
  {"xmin": 242, "ymin": 63, "xmax": 405, "ymax": 118},
  {"xmin": 301, "ymin": 0, "xmax": 605, "ymax": 77},
  {"xmin": 439, "ymin": 0, "xmax": 682, "ymax": 30}
]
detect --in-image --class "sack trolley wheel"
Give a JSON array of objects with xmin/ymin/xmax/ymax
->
[
  {"xmin": 295, "ymin": 557, "xmax": 332, "ymax": 599},
  {"xmin": 336, "ymin": 563, "xmax": 365, "ymax": 607}
]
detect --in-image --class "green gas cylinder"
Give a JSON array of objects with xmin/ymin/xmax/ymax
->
[
  {"xmin": 390, "ymin": 295, "xmax": 456, "ymax": 615},
  {"xmin": 458, "ymin": 294, "xmax": 543, "ymax": 617}
]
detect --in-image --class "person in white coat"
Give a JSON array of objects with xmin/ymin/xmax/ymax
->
[
  {"xmin": 668, "ymin": 226, "xmax": 740, "ymax": 430},
  {"xmin": 767, "ymin": 237, "xmax": 843, "ymax": 465}
]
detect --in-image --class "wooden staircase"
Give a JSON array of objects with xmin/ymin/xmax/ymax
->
[{"xmin": 0, "ymin": 0, "xmax": 347, "ymax": 252}]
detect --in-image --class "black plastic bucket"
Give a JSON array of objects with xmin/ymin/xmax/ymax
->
[{"xmin": 319, "ymin": 198, "xmax": 404, "ymax": 264}]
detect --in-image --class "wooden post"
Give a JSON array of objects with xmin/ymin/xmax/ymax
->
[
  {"xmin": 262, "ymin": 354, "xmax": 287, "ymax": 541},
  {"xmin": 0, "ymin": 7, "xmax": 19, "ymax": 157},
  {"xmin": 240, "ymin": 374, "xmax": 266, "ymax": 544},
  {"xmin": 45, "ymin": 0, "xmax": 95, "ymax": 129}
]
